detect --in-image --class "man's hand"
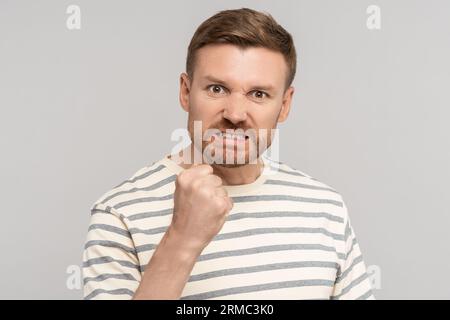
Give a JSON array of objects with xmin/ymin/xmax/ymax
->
[
  {"xmin": 133, "ymin": 163, "xmax": 233, "ymax": 299},
  {"xmin": 170, "ymin": 163, "xmax": 234, "ymax": 251}
]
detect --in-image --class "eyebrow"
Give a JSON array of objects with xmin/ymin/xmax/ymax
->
[{"xmin": 203, "ymin": 75, "xmax": 276, "ymax": 92}]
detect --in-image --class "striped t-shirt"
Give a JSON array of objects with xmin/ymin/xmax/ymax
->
[{"xmin": 82, "ymin": 153, "xmax": 375, "ymax": 300}]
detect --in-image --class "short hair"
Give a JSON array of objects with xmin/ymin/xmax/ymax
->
[{"xmin": 186, "ymin": 8, "xmax": 297, "ymax": 90}]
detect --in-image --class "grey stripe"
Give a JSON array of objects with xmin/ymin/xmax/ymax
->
[
  {"xmin": 356, "ymin": 288, "xmax": 374, "ymax": 300},
  {"xmin": 88, "ymin": 224, "xmax": 131, "ymax": 238},
  {"xmin": 336, "ymin": 254, "xmax": 364, "ymax": 283},
  {"xmin": 188, "ymin": 261, "xmax": 339, "ymax": 282},
  {"xmin": 197, "ymin": 243, "xmax": 344, "ymax": 262},
  {"xmin": 83, "ymin": 256, "xmax": 140, "ymax": 270},
  {"xmin": 129, "ymin": 226, "xmax": 343, "ymax": 240},
  {"xmin": 231, "ymin": 195, "xmax": 343, "ymax": 207},
  {"xmin": 91, "ymin": 205, "xmax": 123, "ymax": 217},
  {"xmin": 265, "ymin": 179, "xmax": 338, "ymax": 193},
  {"xmin": 113, "ymin": 164, "xmax": 165, "ymax": 189},
  {"xmin": 90, "ymin": 206, "xmax": 128, "ymax": 223},
  {"xmin": 137, "ymin": 243, "xmax": 345, "ymax": 267},
  {"xmin": 113, "ymin": 193, "xmax": 173, "ymax": 209},
  {"xmin": 180, "ymin": 279, "xmax": 335, "ymax": 300},
  {"xmin": 129, "ymin": 226, "xmax": 168, "ymax": 235},
  {"xmin": 83, "ymin": 273, "xmax": 138, "ymax": 285},
  {"xmin": 331, "ymin": 272, "xmax": 369, "ymax": 299},
  {"xmin": 84, "ymin": 288, "xmax": 134, "ymax": 300},
  {"xmin": 127, "ymin": 209, "xmax": 344, "ymax": 224},
  {"xmin": 91, "ymin": 208, "xmax": 110, "ymax": 215},
  {"xmin": 227, "ymin": 211, "xmax": 344, "ymax": 223},
  {"xmin": 128, "ymin": 208, "xmax": 174, "ymax": 221},
  {"xmin": 135, "ymin": 243, "xmax": 158, "ymax": 253},
  {"xmin": 139, "ymin": 243, "xmax": 345, "ymax": 270},
  {"xmin": 344, "ymin": 221, "xmax": 352, "ymax": 242},
  {"xmin": 213, "ymin": 227, "xmax": 344, "ymax": 241},
  {"xmin": 84, "ymin": 240, "xmax": 136, "ymax": 255},
  {"xmin": 111, "ymin": 191, "xmax": 341, "ymax": 211},
  {"xmin": 101, "ymin": 175, "xmax": 176, "ymax": 205},
  {"xmin": 275, "ymin": 168, "xmax": 307, "ymax": 177}
]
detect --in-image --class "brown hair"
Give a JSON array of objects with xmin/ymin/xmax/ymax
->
[{"xmin": 186, "ymin": 8, "xmax": 297, "ymax": 90}]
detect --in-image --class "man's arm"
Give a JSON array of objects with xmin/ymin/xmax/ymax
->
[{"xmin": 133, "ymin": 226, "xmax": 203, "ymax": 299}]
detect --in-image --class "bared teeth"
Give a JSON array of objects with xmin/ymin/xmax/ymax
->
[{"xmin": 215, "ymin": 132, "xmax": 247, "ymax": 140}]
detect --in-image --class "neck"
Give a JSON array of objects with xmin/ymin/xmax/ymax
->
[{"xmin": 169, "ymin": 144, "xmax": 264, "ymax": 186}]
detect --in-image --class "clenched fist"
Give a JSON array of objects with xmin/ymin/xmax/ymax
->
[{"xmin": 169, "ymin": 164, "xmax": 234, "ymax": 251}]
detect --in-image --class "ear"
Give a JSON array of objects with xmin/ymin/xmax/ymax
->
[
  {"xmin": 179, "ymin": 73, "xmax": 191, "ymax": 113},
  {"xmin": 277, "ymin": 86, "xmax": 294, "ymax": 123}
]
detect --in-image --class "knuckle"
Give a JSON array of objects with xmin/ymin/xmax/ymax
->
[
  {"xmin": 217, "ymin": 198, "xmax": 229, "ymax": 212},
  {"xmin": 190, "ymin": 178, "xmax": 202, "ymax": 190},
  {"xmin": 176, "ymin": 173, "xmax": 188, "ymax": 188},
  {"xmin": 200, "ymin": 164, "xmax": 213, "ymax": 175},
  {"xmin": 199, "ymin": 186, "xmax": 214, "ymax": 198}
]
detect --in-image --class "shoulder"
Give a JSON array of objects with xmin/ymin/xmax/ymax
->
[
  {"xmin": 263, "ymin": 155, "xmax": 341, "ymax": 195},
  {"xmin": 262, "ymin": 155, "xmax": 348, "ymax": 219},
  {"xmin": 89, "ymin": 156, "xmax": 175, "ymax": 219}
]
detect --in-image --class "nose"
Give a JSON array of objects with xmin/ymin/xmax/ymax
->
[{"xmin": 223, "ymin": 93, "xmax": 248, "ymax": 125}]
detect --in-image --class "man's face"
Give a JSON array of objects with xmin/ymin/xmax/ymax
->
[{"xmin": 179, "ymin": 43, "xmax": 294, "ymax": 166}]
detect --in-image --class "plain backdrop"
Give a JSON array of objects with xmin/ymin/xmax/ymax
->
[{"xmin": 1, "ymin": 0, "xmax": 449, "ymax": 299}]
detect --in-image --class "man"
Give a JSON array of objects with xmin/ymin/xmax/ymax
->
[{"xmin": 82, "ymin": 8, "xmax": 374, "ymax": 300}]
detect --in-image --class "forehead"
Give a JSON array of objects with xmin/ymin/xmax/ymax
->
[{"xmin": 194, "ymin": 44, "xmax": 288, "ymax": 88}]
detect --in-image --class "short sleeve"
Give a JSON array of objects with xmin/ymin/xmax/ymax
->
[
  {"xmin": 82, "ymin": 204, "xmax": 141, "ymax": 300},
  {"xmin": 331, "ymin": 201, "xmax": 375, "ymax": 300}
]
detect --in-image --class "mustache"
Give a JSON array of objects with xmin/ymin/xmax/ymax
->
[{"xmin": 208, "ymin": 124, "xmax": 250, "ymax": 132}]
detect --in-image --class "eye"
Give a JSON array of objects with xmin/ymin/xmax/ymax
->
[
  {"xmin": 251, "ymin": 90, "xmax": 268, "ymax": 99},
  {"xmin": 207, "ymin": 85, "xmax": 226, "ymax": 95}
]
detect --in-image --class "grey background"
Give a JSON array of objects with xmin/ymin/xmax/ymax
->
[{"xmin": 1, "ymin": 0, "xmax": 449, "ymax": 299}]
